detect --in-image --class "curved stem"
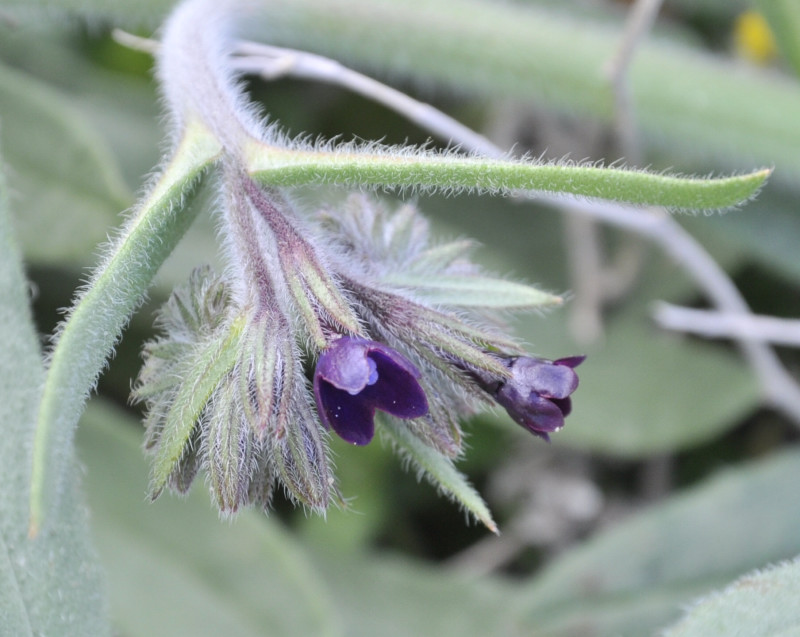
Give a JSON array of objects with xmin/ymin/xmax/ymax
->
[{"xmin": 29, "ymin": 125, "xmax": 219, "ymax": 537}]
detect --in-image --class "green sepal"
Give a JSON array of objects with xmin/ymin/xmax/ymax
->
[
  {"xmin": 409, "ymin": 239, "xmax": 479, "ymax": 272},
  {"xmin": 149, "ymin": 316, "xmax": 244, "ymax": 498},
  {"xmin": 270, "ymin": 396, "xmax": 334, "ymax": 512},
  {"xmin": 386, "ymin": 273, "xmax": 562, "ymax": 309},
  {"xmin": 381, "ymin": 416, "xmax": 497, "ymax": 534},
  {"xmin": 238, "ymin": 317, "xmax": 282, "ymax": 439},
  {"xmin": 206, "ymin": 381, "xmax": 254, "ymax": 515}
]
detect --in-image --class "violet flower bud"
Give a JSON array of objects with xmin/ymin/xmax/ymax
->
[
  {"xmin": 495, "ymin": 356, "xmax": 585, "ymax": 441},
  {"xmin": 314, "ymin": 337, "xmax": 429, "ymax": 445}
]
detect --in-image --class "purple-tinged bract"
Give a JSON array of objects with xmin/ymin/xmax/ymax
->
[{"xmin": 313, "ymin": 337, "xmax": 429, "ymax": 445}]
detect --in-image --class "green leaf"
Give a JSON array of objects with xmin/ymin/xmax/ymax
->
[
  {"xmin": 0, "ymin": 60, "xmax": 132, "ymax": 264},
  {"xmin": 512, "ymin": 449, "xmax": 800, "ymax": 636},
  {"xmin": 663, "ymin": 558, "xmax": 800, "ymax": 636},
  {"xmin": 0, "ymin": 155, "xmax": 110, "ymax": 634},
  {"xmin": 384, "ymin": 273, "xmax": 562, "ymax": 308},
  {"xmin": 77, "ymin": 401, "xmax": 343, "ymax": 637},
  {"xmin": 28, "ymin": 120, "xmax": 220, "ymax": 537},
  {"xmin": 79, "ymin": 399, "xmax": 521, "ymax": 637},
  {"xmin": 555, "ymin": 311, "xmax": 760, "ymax": 455},
  {"xmin": 7, "ymin": 1, "xmax": 799, "ymax": 187},
  {"xmin": 150, "ymin": 317, "xmax": 243, "ymax": 496},
  {"xmin": 753, "ymin": 0, "xmax": 800, "ymax": 77},
  {"xmin": 0, "ymin": 0, "xmax": 174, "ymax": 27},
  {"xmin": 380, "ymin": 416, "xmax": 497, "ymax": 533},
  {"xmin": 684, "ymin": 187, "xmax": 800, "ymax": 282},
  {"xmin": 249, "ymin": 142, "xmax": 770, "ymax": 211}
]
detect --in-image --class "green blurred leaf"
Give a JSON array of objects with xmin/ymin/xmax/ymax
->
[
  {"xmin": 663, "ymin": 557, "xmax": 800, "ymax": 636},
  {"xmin": 0, "ymin": 60, "xmax": 132, "ymax": 264},
  {"xmin": 78, "ymin": 400, "xmax": 521, "ymax": 637},
  {"xmin": 385, "ymin": 273, "xmax": 562, "ymax": 308},
  {"xmin": 243, "ymin": 0, "xmax": 800, "ymax": 185},
  {"xmin": 0, "ymin": 155, "xmax": 110, "ymax": 634},
  {"xmin": 0, "ymin": 0, "xmax": 175, "ymax": 27},
  {"xmin": 689, "ymin": 185, "xmax": 800, "ymax": 283},
  {"xmin": 0, "ymin": 533, "xmax": 33, "ymax": 637},
  {"xmin": 556, "ymin": 311, "xmax": 760, "ymax": 455},
  {"xmin": 311, "ymin": 553, "xmax": 518, "ymax": 637},
  {"xmin": 0, "ymin": 24, "xmax": 162, "ymax": 188},
  {"xmin": 513, "ymin": 450, "xmax": 800, "ymax": 636},
  {"xmin": 667, "ymin": 0, "xmax": 747, "ymax": 20},
  {"xmin": 753, "ymin": 0, "xmax": 800, "ymax": 77}
]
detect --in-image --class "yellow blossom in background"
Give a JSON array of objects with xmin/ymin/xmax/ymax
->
[{"xmin": 734, "ymin": 10, "xmax": 778, "ymax": 64}]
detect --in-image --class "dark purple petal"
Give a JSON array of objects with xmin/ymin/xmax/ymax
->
[
  {"xmin": 314, "ymin": 337, "xmax": 429, "ymax": 445},
  {"xmin": 550, "ymin": 396, "xmax": 572, "ymax": 417},
  {"xmin": 497, "ymin": 388, "xmax": 566, "ymax": 437},
  {"xmin": 362, "ymin": 349, "xmax": 428, "ymax": 419},
  {"xmin": 315, "ymin": 379, "xmax": 376, "ymax": 445},
  {"xmin": 554, "ymin": 355, "xmax": 586, "ymax": 369}
]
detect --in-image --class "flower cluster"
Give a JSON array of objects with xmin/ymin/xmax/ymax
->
[{"xmin": 135, "ymin": 183, "xmax": 582, "ymax": 517}]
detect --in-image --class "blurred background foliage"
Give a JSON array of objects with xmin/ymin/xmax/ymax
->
[{"xmin": 1, "ymin": 0, "xmax": 800, "ymax": 635}]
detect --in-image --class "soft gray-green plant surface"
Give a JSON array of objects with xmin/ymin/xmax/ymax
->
[
  {"xmin": 663, "ymin": 557, "xmax": 800, "ymax": 637},
  {"xmin": 0, "ymin": 160, "xmax": 109, "ymax": 634},
  {"xmin": 1, "ymin": 0, "xmax": 800, "ymax": 635}
]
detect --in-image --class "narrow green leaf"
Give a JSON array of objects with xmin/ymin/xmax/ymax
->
[
  {"xmin": 0, "ymin": 154, "xmax": 110, "ymax": 634},
  {"xmin": 241, "ymin": 0, "xmax": 800, "ymax": 184},
  {"xmin": 663, "ymin": 558, "xmax": 800, "ymax": 637},
  {"xmin": 151, "ymin": 318, "xmax": 243, "ymax": 496},
  {"xmin": 249, "ymin": 143, "xmax": 770, "ymax": 211},
  {"xmin": 7, "ymin": 1, "xmax": 799, "ymax": 185},
  {"xmin": 29, "ymin": 120, "xmax": 220, "ymax": 537},
  {"xmin": 512, "ymin": 450, "xmax": 800, "ymax": 636},
  {"xmin": 384, "ymin": 273, "xmax": 562, "ymax": 308},
  {"xmin": 380, "ymin": 416, "xmax": 497, "ymax": 533}
]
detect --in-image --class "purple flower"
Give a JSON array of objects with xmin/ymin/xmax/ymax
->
[
  {"xmin": 495, "ymin": 356, "xmax": 584, "ymax": 441},
  {"xmin": 313, "ymin": 337, "xmax": 429, "ymax": 445}
]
